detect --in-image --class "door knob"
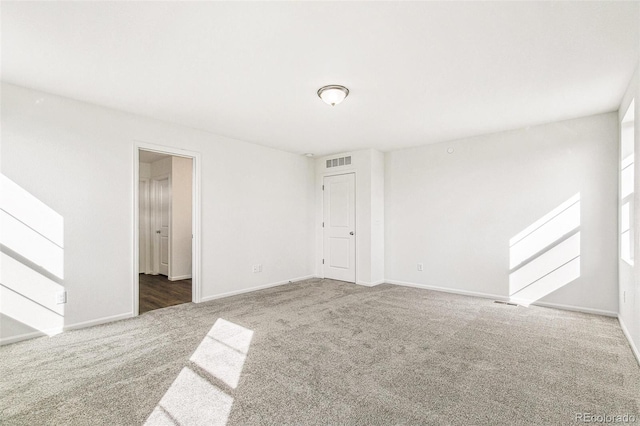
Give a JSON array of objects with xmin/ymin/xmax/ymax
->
[
  {"xmin": 156, "ymin": 230, "xmax": 161, "ymax": 234},
  {"xmin": 350, "ymin": 231, "xmax": 354, "ymax": 235}
]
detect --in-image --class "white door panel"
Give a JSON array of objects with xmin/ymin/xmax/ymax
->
[
  {"xmin": 323, "ymin": 173, "xmax": 355, "ymax": 282},
  {"xmin": 329, "ymin": 182, "xmax": 350, "ymax": 227},
  {"xmin": 329, "ymin": 238, "xmax": 350, "ymax": 269},
  {"xmin": 155, "ymin": 177, "xmax": 171, "ymax": 276}
]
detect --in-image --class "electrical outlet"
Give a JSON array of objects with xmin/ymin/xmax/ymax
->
[
  {"xmin": 252, "ymin": 264, "xmax": 262, "ymax": 273},
  {"xmin": 417, "ymin": 263, "xmax": 423, "ymax": 271},
  {"xmin": 56, "ymin": 291, "xmax": 67, "ymax": 305}
]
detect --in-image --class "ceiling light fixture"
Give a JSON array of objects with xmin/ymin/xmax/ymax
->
[{"xmin": 317, "ymin": 85, "xmax": 349, "ymax": 106}]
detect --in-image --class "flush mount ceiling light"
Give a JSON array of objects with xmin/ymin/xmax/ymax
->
[{"xmin": 317, "ymin": 85, "xmax": 349, "ymax": 106}]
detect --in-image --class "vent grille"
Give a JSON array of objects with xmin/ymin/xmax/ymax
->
[{"xmin": 326, "ymin": 156, "xmax": 352, "ymax": 168}]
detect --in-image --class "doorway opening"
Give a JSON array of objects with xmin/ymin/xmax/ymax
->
[{"xmin": 134, "ymin": 144, "xmax": 201, "ymax": 315}]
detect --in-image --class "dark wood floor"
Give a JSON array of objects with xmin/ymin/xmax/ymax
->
[{"xmin": 139, "ymin": 273, "xmax": 192, "ymax": 314}]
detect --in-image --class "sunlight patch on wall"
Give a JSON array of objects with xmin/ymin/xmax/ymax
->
[
  {"xmin": 0, "ymin": 174, "xmax": 65, "ymax": 337},
  {"xmin": 145, "ymin": 318, "xmax": 253, "ymax": 425},
  {"xmin": 0, "ymin": 211, "xmax": 64, "ymax": 279},
  {"xmin": 620, "ymin": 99, "xmax": 635, "ymax": 265},
  {"xmin": 509, "ymin": 193, "xmax": 580, "ymax": 269},
  {"xmin": 0, "ymin": 175, "xmax": 64, "ymax": 246},
  {"xmin": 509, "ymin": 194, "xmax": 581, "ymax": 306},
  {"xmin": 0, "ymin": 253, "xmax": 64, "ymax": 335}
]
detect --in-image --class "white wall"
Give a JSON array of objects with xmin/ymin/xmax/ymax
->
[
  {"xmin": 170, "ymin": 156, "xmax": 192, "ymax": 280},
  {"xmin": 385, "ymin": 113, "xmax": 619, "ymax": 315},
  {"xmin": 619, "ymin": 63, "xmax": 640, "ymax": 363},
  {"xmin": 314, "ymin": 149, "xmax": 384, "ymax": 286},
  {"xmin": 1, "ymin": 83, "xmax": 315, "ymax": 343},
  {"xmin": 370, "ymin": 150, "xmax": 385, "ymax": 284}
]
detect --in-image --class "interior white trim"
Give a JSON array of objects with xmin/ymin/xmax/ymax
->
[
  {"xmin": 531, "ymin": 301, "xmax": 616, "ymax": 318},
  {"xmin": 0, "ymin": 312, "xmax": 133, "ymax": 346},
  {"xmin": 618, "ymin": 316, "xmax": 640, "ymax": 366},
  {"xmin": 133, "ymin": 141, "xmax": 202, "ymax": 316},
  {"xmin": 356, "ymin": 279, "xmax": 385, "ymax": 287},
  {"xmin": 0, "ymin": 330, "xmax": 45, "ymax": 346},
  {"xmin": 169, "ymin": 275, "xmax": 192, "ymax": 281},
  {"xmin": 64, "ymin": 312, "xmax": 134, "ymax": 331},
  {"xmin": 385, "ymin": 279, "xmax": 617, "ymax": 317},
  {"xmin": 386, "ymin": 279, "xmax": 507, "ymax": 301},
  {"xmin": 2, "ymin": 275, "xmax": 622, "ymax": 346},
  {"xmin": 200, "ymin": 275, "xmax": 315, "ymax": 303}
]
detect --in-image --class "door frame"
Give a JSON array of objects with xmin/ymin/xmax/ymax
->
[
  {"xmin": 133, "ymin": 141, "xmax": 202, "ymax": 316},
  {"xmin": 322, "ymin": 172, "xmax": 357, "ymax": 283}
]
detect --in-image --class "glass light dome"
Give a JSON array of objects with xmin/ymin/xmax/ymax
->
[{"xmin": 317, "ymin": 85, "xmax": 349, "ymax": 106}]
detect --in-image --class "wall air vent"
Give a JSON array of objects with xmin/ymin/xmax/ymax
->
[{"xmin": 326, "ymin": 156, "xmax": 352, "ymax": 168}]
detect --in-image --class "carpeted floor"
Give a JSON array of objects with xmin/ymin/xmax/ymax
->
[{"xmin": 1, "ymin": 278, "xmax": 639, "ymax": 425}]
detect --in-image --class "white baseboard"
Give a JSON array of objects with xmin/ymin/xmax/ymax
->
[
  {"xmin": 385, "ymin": 279, "xmax": 616, "ymax": 317},
  {"xmin": 386, "ymin": 279, "xmax": 507, "ymax": 302},
  {"xmin": 2, "ymin": 275, "xmax": 319, "ymax": 346},
  {"xmin": 619, "ymin": 316, "xmax": 640, "ymax": 366},
  {"xmin": 64, "ymin": 312, "xmax": 133, "ymax": 331},
  {"xmin": 531, "ymin": 301, "xmax": 616, "ymax": 317},
  {"xmin": 356, "ymin": 279, "xmax": 385, "ymax": 287},
  {"xmin": 169, "ymin": 274, "xmax": 192, "ymax": 281},
  {"xmin": 200, "ymin": 275, "xmax": 315, "ymax": 303},
  {"xmin": 0, "ymin": 312, "xmax": 133, "ymax": 346},
  {"xmin": 0, "ymin": 330, "xmax": 46, "ymax": 346}
]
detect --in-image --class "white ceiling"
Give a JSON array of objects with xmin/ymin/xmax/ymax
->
[{"xmin": 2, "ymin": 2, "xmax": 638, "ymax": 157}]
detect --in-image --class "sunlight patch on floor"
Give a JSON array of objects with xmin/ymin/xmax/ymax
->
[{"xmin": 145, "ymin": 318, "xmax": 254, "ymax": 425}]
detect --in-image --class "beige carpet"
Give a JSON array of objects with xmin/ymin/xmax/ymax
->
[{"xmin": 1, "ymin": 278, "xmax": 639, "ymax": 425}]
